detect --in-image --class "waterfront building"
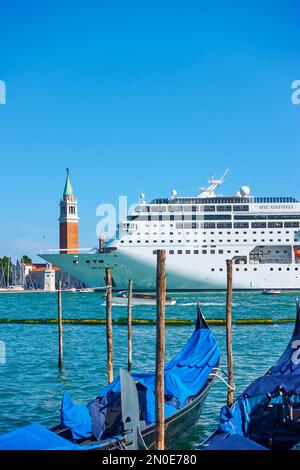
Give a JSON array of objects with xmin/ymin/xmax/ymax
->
[{"xmin": 22, "ymin": 263, "xmax": 83, "ymax": 290}]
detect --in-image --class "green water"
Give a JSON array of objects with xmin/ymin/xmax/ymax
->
[{"xmin": 0, "ymin": 291, "xmax": 298, "ymax": 448}]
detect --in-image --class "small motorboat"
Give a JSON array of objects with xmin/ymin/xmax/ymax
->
[
  {"xmin": 0, "ymin": 304, "xmax": 220, "ymax": 450},
  {"xmin": 262, "ymin": 289, "xmax": 282, "ymax": 295},
  {"xmin": 202, "ymin": 301, "xmax": 300, "ymax": 450},
  {"xmin": 112, "ymin": 291, "xmax": 176, "ymax": 306},
  {"xmin": 77, "ymin": 288, "xmax": 95, "ymax": 293}
]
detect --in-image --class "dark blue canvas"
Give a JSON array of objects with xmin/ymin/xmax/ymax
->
[
  {"xmin": 94, "ymin": 326, "xmax": 220, "ymax": 427},
  {"xmin": 203, "ymin": 433, "xmax": 266, "ymax": 450},
  {"xmin": 0, "ymin": 423, "xmax": 81, "ymax": 450},
  {"xmin": 61, "ymin": 392, "xmax": 92, "ymax": 440},
  {"xmin": 204, "ymin": 302, "xmax": 300, "ymax": 451}
]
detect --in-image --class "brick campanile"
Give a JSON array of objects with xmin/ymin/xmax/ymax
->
[{"xmin": 59, "ymin": 168, "xmax": 79, "ymax": 254}]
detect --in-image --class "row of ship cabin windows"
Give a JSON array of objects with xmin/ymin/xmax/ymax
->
[
  {"xmin": 153, "ymin": 249, "xmax": 290, "ymax": 256},
  {"xmin": 136, "ymin": 204, "xmax": 250, "ymax": 213},
  {"xmin": 126, "ymin": 222, "xmax": 298, "ymax": 231},
  {"xmin": 210, "ymin": 267, "xmax": 299, "ymax": 272},
  {"xmin": 121, "ymin": 228, "xmax": 295, "ymax": 243},
  {"xmin": 138, "ymin": 204, "xmax": 299, "ymax": 214},
  {"xmin": 134, "ymin": 230, "xmax": 295, "ymax": 236},
  {"xmin": 153, "ymin": 249, "xmax": 240, "ymax": 255},
  {"xmin": 122, "ymin": 237, "xmax": 291, "ymax": 244},
  {"xmin": 125, "ymin": 226, "xmax": 298, "ymax": 236},
  {"xmin": 123, "ymin": 229, "xmax": 294, "ymax": 237},
  {"xmin": 127, "ymin": 217, "xmax": 300, "ymax": 228}
]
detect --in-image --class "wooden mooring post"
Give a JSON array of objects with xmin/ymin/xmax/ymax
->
[
  {"xmin": 226, "ymin": 259, "xmax": 234, "ymax": 407},
  {"xmin": 57, "ymin": 279, "xmax": 63, "ymax": 369},
  {"xmin": 127, "ymin": 278, "xmax": 133, "ymax": 373},
  {"xmin": 105, "ymin": 267, "xmax": 113, "ymax": 384},
  {"xmin": 155, "ymin": 250, "xmax": 166, "ymax": 450}
]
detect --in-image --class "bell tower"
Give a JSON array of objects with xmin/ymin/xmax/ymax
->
[{"xmin": 59, "ymin": 168, "xmax": 79, "ymax": 254}]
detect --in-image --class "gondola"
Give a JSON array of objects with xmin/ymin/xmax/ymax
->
[
  {"xmin": 0, "ymin": 304, "xmax": 220, "ymax": 450},
  {"xmin": 202, "ymin": 301, "xmax": 300, "ymax": 450}
]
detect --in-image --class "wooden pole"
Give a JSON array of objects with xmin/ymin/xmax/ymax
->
[
  {"xmin": 57, "ymin": 279, "xmax": 63, "ymax": 369},
  {"xmin": 155, "ymin": 250, "xmax": 166, "ymax": 450},
  {"xmin": 105, "ymin": 267, "xmax": 113, "ymax": 384},
  {"xmin": 127, "ymin": 278, "xmax": 133, "ymax": 373},
  {"xmin": 226, "ymin": 259, "xmax": 234, "ymax": 407}
]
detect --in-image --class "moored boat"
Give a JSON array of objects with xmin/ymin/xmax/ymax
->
[
  {"xmin": 112, "ymin": 291, "xmax": 177, "ymax": 306},
  {"xmin": 262, "ymin": 289, "xmax": 282, "ymax": 295},
  {"xmin": 0, "ymin": 304, "xmax": 220, "ymax": 450},
  {"xmin": 202, "ymin": 301, "xmax": 300, "ymax": 450}
]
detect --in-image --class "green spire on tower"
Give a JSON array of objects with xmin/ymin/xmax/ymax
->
[{"xmin": 63, "ymin": 167, "xmax": 74, "ymax": 198}]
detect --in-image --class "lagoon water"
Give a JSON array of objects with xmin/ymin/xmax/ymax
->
[{"xmin": 0, "ymin": 291, "xmax": 299, "ymax": 448}]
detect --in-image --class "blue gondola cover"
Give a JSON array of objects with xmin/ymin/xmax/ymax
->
[
  {"xmin": 204, "ymin": 302, "xmax": 300, "ymax": 450},
  {"xmin": 0, "ymin": 423, "xmax": 81, "ymax": 450}
]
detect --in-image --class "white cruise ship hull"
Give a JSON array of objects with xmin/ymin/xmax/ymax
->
[{"xmin": 40, "ymin": 248, "xmax": 300, "ymax": 291}]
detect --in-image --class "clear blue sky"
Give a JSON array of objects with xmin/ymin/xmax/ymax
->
[{"xmin": 0, "ymin": 0, "xmax": 299, "ymax": 261}]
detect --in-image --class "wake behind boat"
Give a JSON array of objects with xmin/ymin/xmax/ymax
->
[
  {"xmin": 0, "ymin": 304, "xmax": 220, "ymax": 450},
  {"xmin": 112, "ymin": 291, "xmax": 176, "ymax": 306},
  {"xmin": 203, "ymin": 301, "xmax": 300, "ymax": 450}
]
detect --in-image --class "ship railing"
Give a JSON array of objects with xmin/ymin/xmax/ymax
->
[
  {"xmin": 42, "ymin": 247, "xmax": 118, "ymax": 255},
  {"xmin": 41, "ymin": 248, "xmax": 97, "ymax": 254},
  {"xmin": 249, "ymin": 258, "xmax": 292, "ymax": 264}
]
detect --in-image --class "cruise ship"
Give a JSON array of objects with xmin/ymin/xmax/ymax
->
[{"xmin": 40, "ymin": 171, "xmax": 300, "ymax": 290}]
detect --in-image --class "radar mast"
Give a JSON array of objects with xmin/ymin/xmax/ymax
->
[{"xmin": 198, "ymin": 169, "xmax": 229, "ymax": 198}]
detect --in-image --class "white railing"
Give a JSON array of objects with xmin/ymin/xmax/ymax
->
[{"xmin": 41, "ymin": 248, "xmax": 97, "ymax": 254}]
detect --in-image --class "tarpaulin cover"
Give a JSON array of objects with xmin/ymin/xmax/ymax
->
[
  {"xmin": 203, "ymin": 432, "xmax": 267, "ymax": 450},
  {"xmin": 0, "ymin": 423, "xmax": 106, "ymax": 451},
  {"xmin": 205, "ymin": 305, "xmax": 300, "ymax": 450},
  {"xmin": 96, "ymin": 327, "xmax": 220, "ymax": 426},
  {"xmin": 244, "ymin": 332, "xmax": 300, "ymax": 398},
  {"xmin": 61, "ymin": 393, "xmax": 92, "ymax": 440},
  {"xmin": 0, "ymin": 423, "xmax": 82, "ymax": 450}
]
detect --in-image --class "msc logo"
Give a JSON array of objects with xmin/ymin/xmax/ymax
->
[
  {"xmin": 0, "ymin": 80, "xmax": 6, "ymax": 104},
  {"xmin": 291, "ymin": 80, "xmax": 300, "ymax": 105}
]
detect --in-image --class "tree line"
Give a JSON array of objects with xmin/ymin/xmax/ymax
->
[{"xmin": 0, "ymin": 255, "xmax": 32, "ymax": 286}]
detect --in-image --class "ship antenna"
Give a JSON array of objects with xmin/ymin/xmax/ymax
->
[{"xmin": 198, "ymin": 168, "xmax": 229, "ymax": 198}]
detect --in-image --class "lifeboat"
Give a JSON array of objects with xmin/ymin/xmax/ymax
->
[{"xmin": 294, "ymin": 249, "xmax": 300, "ymax": 257}]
